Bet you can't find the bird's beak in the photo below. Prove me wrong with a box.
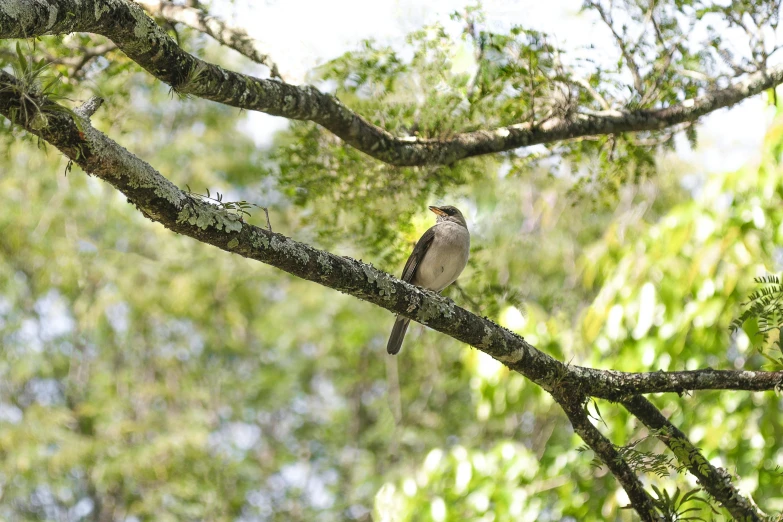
[429,206,447,216]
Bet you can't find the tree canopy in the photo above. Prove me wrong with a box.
[1,0,783,521]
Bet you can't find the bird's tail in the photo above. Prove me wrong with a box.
[387,316,410,355]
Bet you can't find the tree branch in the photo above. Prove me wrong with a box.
[555,393,663,521]
[73,95,104,119]
[0,68,561,387]
[567,367,783,400]
[132,0,283,80]
[622,395,763,521]
[2,69,783,409]
[1,0,782,166]
[1,65,781,522]
[43,41,118,79]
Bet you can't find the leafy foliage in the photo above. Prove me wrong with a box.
[0,42,80,139]
[646,485,717,522]
[731,276,783,352]
[1,2,783,521]
[615,434,687,479]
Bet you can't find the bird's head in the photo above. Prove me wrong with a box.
[429,205,467,227]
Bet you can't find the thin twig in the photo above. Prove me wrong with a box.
[262,207,272,232]
[575,77,611,111]
[588,0,645,94]
[134,0,284,80]
[44,42,118,79]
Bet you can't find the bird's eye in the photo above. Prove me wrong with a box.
[445,208,453,215]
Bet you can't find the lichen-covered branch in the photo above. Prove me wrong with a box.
[622,395,762,521]
[0,68,563,390]
[133,0,283,79]
[74,95,104,119]
[2,70,783,409]
[0,65,779,522]
[1,0,783,167]
[566,367,783,400]
[555,393,663,522]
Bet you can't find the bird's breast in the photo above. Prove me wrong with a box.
[413,222,470,292]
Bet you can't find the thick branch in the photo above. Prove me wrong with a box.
[0,68,563,389]
[133,0,282,79]
[555,393,662,521]
[567,367,783,400]
[0,68,779,521]
[623,395,762,521]
[1,0,783,166]
[2,69,782,406]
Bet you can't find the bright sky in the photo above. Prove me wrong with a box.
[217,0,777,174]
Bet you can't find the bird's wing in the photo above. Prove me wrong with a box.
[401,226,436,283]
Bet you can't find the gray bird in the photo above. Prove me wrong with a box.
[387,205,470,355]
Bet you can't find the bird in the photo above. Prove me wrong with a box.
[387,205,470,355]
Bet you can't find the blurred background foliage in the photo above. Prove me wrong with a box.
[1,1,783,521]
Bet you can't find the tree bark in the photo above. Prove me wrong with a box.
[1,0,782,166]
[2,2,783,517]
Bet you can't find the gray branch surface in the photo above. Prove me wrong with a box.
[74,95,104,119]
[2,0,783,166]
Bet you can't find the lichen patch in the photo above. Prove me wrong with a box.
[270,236,310,265]
[94,0,111,20]
[46,3,57,29]
[176,203,243,232]
[417,293,454,323]
[0,0,39,27]
[317,252,332,276]
[479,324,493,348]
[251,230,270,249]
[497,348,525,364]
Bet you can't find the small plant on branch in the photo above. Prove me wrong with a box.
[185,185,272,231]
[0,42,80,139]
